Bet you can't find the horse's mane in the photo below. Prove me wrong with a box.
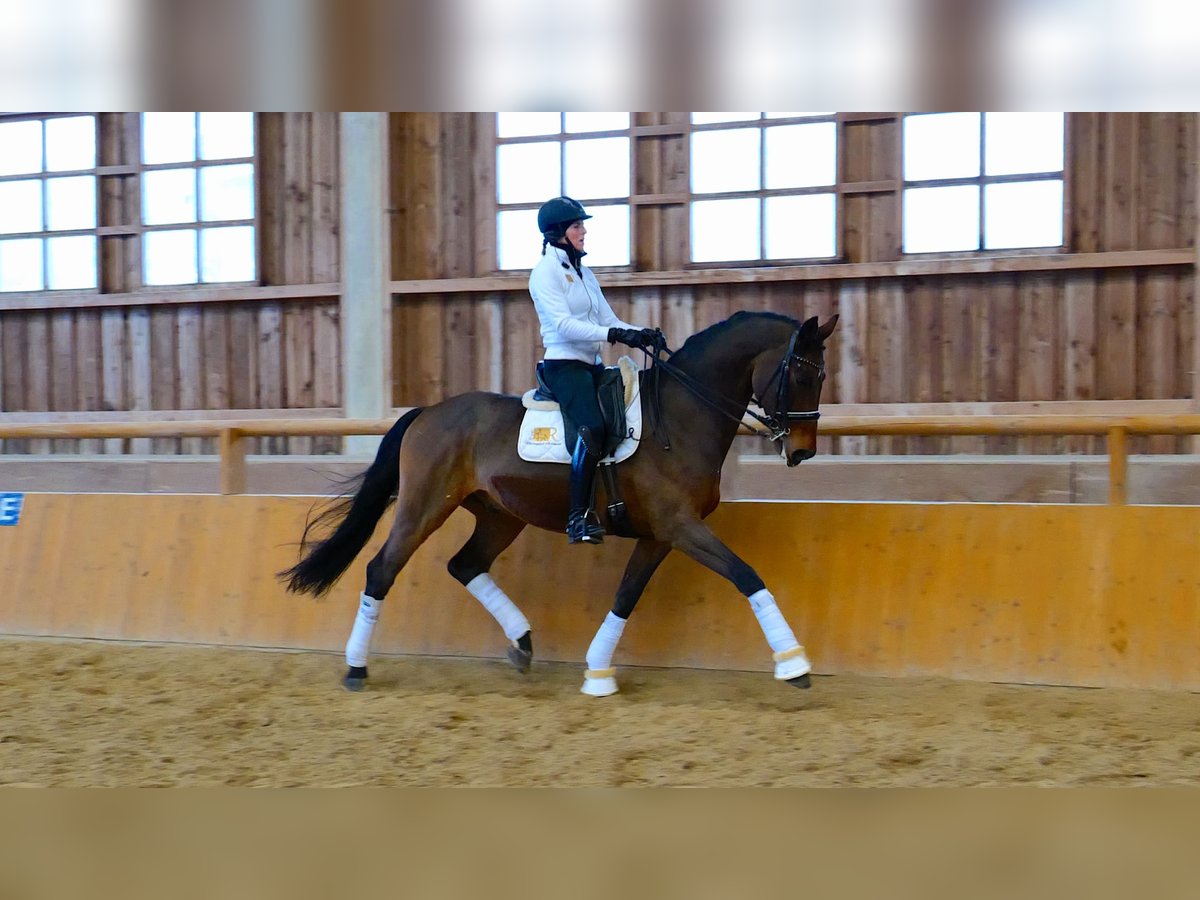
[673,310,802,361]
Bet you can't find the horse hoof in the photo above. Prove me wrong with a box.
[581,672,618,697]
[343,665,368,692]
[506,632,533,673]
[787,673,812,690]
[506,645,532,674]
[773,648,811,683]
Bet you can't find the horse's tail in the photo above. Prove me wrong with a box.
[278,407,424,597]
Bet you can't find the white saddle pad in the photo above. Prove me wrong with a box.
[518,357,642,464]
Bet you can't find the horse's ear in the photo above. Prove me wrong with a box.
[818,314,839,340]
[800,316,819,335]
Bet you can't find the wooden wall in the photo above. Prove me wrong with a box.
[391,112,1197,456]
[1,112,1197,459]
[0,112,342,455]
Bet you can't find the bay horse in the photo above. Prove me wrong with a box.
[280,310,838,696]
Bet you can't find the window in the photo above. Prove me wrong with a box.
[495,113,631,270]
[140,112,256,285]
[689,113,837,263]
[902,112,1064,254]
[0,115,98,292]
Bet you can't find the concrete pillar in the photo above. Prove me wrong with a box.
[339,112,391,456]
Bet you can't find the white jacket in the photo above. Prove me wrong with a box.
[529,245,639,363]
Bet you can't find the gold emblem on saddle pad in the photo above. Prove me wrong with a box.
[532,426,558,443]
[565,274,574,283]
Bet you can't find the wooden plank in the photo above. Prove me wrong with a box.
[1104,113,1138,251]
[25,314,51,453]
[474,292,505,394]
[941,278,983,453]
[257,112,283,285]
[1140,113,1179,251]
[49,310,76,452]
[310,111,340,284]
[383,249,1194,296]
[1070,112,1101,253]
[981,274,1018,454]
[0,407,341,425]
[311,301,342,454]
[471,113,497,276]
[126,307,153,454]
[661,285,695,356]
[283,304,315,453]
[73,309,103,453]
[867,119,900,261]
[441,114,474,279]
[0,314,9,453]
[287,112,313,284]
[174,305,204,453]
[200,305,231,455]
[225,305,258,452]
[841,121,869,263]
[0,283,340,313]
[256,304,285,454]
[442,294,476,397]
[634,112,663,271]
[1097,270,1138,402]
[1139,269,1179,454]
[502,290,540,397]
[150,307,180,453]
[835,280,868,454]
[1018,274,1059,453]
[869,281,905,453]
[660,112,690,270]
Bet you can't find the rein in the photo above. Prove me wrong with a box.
[640,330,822,451]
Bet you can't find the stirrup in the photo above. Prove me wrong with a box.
[567,511,605,545]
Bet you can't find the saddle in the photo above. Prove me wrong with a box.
[517,356,642,464]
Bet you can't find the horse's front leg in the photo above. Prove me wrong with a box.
[580,538,671,697]
[669,519,811,688]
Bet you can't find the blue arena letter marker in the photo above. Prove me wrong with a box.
[0,493,24,526]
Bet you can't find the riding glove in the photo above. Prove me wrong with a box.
[607,327,662,350]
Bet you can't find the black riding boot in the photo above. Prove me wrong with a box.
[566,430,605,545]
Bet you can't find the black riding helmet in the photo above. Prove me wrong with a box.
[538,196,592,241]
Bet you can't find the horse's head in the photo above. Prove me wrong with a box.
[752,314,838,467]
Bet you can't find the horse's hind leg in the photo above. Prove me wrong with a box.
[343,483,465,691]
[447,494,531,672]
[581,538,670,697]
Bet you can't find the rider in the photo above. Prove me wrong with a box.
[529,195,663,545]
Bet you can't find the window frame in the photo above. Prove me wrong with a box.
[686,113,842,268]
[0,112,101,293]
[494,113,636,272]
[899,112,1069,258]
[137,112,260,288]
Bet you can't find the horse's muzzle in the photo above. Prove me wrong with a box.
[787,448,816,467]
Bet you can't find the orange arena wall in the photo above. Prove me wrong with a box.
[2,492,1198,690]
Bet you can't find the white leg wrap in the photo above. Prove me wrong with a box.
[465,574,531,641]
[345,593,382,668]
[748,589,811,680]
[585,611,627,672]
[747,588,799,654]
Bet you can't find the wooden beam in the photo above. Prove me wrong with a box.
[0,283,340,313]
[388,249,1194,295]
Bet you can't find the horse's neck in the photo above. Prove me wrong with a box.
[660,322,786,461]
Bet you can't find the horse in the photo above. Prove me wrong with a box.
[280,310,838,697]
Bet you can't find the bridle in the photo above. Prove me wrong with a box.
[758,328,825,437]
[644,329,824,449]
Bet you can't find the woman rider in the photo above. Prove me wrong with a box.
[528,195,663,545]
